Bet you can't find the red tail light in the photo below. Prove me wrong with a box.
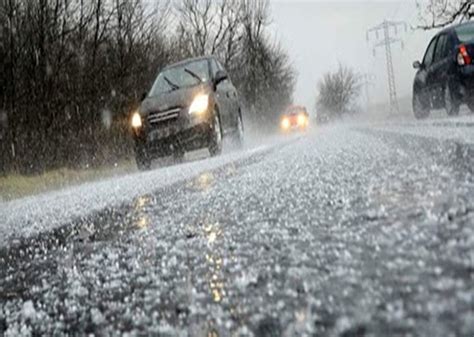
[458,44,471,66]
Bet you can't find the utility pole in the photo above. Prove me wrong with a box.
[367,20,407,114]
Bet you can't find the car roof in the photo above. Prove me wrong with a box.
[163,56,215,71]
[438,21,474,36]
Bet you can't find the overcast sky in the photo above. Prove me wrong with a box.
[269,0,435,110]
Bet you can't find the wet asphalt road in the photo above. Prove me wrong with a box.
[0,119,473,336]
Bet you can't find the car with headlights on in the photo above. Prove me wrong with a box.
[280,105,309,132]
[131,56,244,170]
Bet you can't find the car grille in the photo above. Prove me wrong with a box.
[148,107,181,125]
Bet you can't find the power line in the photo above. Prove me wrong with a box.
[367,20,407,114]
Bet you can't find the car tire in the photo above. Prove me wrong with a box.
[209,108,223,157]
[135,146,152,171]
[413,90,430,119]
[445,83,460,116]
[231,111,244,149]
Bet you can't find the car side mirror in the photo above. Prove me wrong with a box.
[413,61,422,69]
[214,70,228,86]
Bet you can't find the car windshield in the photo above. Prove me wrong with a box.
[455,24,474,43]
[148,60,210,97]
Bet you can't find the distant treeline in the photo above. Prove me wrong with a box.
[0,0,295,174]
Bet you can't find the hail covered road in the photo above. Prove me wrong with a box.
[0,116,473,336]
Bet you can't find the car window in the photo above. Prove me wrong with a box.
[445,34,455,56]
[455,24,474,43]
[434,34,448,62]
[148,60,210,97]
[423,36,438,67]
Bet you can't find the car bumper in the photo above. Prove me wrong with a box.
[134,114,213,157]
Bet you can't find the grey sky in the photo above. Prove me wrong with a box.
[269,0,435,110]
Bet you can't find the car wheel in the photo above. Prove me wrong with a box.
[445,83,460,116]
[136,148,151,171]
[413,90,430,119]
[209,109,223,157]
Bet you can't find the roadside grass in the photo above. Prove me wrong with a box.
[0,161,136,202]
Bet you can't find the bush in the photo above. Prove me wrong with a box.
[315,64,361,123]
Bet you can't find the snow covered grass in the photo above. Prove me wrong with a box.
[0,162,136,202]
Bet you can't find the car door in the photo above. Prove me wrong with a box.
[417,36,438,107]
[430,33,450,108]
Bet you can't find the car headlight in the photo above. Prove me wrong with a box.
[297,114,307,126]
[189,94,209,115]
[281,117,290,130]
[131,111,142,128]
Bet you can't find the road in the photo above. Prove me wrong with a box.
[0,117,473,336]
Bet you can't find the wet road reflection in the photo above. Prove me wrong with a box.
[187,171,215,192]
[132,194,153,230]
[203,221,226,304]
[207,254,225,303]
[197,172,215,191]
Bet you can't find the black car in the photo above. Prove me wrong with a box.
[131,56,244,170]
[413,21,474,119]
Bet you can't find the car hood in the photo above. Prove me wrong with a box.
[140,83,213,116]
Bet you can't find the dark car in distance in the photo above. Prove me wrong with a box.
[413,21,474,119]
[131,56,244,170]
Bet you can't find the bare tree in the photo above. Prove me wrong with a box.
[175,0,243,67]
[316,64,361,122]
[417,0,474,29]
[234,0,295,125]
[0,0,171,173]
